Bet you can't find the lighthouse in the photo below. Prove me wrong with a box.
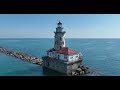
[42,21,83,75]
[54,21,66,50]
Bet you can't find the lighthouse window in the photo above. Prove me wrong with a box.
[76,56,78,58]
[60,46,62,49]
[60,37,62,41]
[64,55,67,59]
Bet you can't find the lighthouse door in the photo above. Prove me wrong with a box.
[58,55,60,60]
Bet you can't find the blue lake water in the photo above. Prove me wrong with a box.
[0,38,120,76]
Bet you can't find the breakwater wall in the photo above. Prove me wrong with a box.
[0,47,43,65]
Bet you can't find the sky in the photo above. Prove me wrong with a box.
[0,14,120,38]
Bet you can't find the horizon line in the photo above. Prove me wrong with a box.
[1,37,120,39]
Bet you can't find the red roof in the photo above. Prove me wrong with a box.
[57,47,78,55]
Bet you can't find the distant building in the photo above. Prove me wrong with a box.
[42,21,83,75]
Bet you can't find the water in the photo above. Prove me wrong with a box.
[0,38,120,76]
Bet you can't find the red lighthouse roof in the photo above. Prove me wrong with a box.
[57,47,78,55]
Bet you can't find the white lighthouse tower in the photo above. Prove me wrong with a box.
[54,21,66,50]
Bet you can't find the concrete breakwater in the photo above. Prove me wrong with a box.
[0,47,43,65]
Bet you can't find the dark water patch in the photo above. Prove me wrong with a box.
[43,67,66,76]
[4,66,43,76]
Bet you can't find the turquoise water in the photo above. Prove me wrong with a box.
[0,38,120,76]
[0,53,43,76]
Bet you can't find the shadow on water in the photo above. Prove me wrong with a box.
[43,67,66,76]
[3,66,66,76]
[3,66,43,76]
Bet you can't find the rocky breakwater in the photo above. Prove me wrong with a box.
[0,47,43,65]
[70,65,90,76]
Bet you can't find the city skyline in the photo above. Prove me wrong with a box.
[0,14,120,38]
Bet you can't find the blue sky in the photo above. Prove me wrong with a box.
[0,14,120,38]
